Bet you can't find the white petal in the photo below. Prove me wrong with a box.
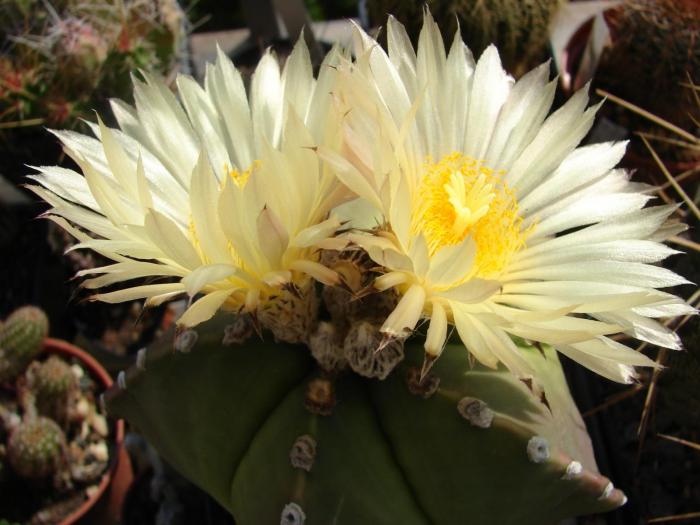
[463,45,512,160]
[178,289,233,327]
[93,283,185,303]
[450,302,500,368]
[437,278,501,303]
[181,264,238,296]
[425,301,448,358]
[381,284,426,338]
[144,209,201,270]
[555,344,638,384]
[289,260,339,285]
[427,236,476,288]
[504,261,691,289]
[251,51,283,148]
[256,206,289,266]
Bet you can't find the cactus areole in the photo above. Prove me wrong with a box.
[106,315,625,524]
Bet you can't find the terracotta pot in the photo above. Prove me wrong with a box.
[41,338,133,525]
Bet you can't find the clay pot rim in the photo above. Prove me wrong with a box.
[41,337,125,525]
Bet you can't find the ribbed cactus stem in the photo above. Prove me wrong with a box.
[7,416,66,480]
[0,306,49,383]
[27,356,78,424]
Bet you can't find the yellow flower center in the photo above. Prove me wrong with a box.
[224,160,261,188]
[413,152,529,278]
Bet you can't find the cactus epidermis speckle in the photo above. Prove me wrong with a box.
[222,316,254,346]
[527,436,550,464]
[457,397,494,428]
[289,434,317,472]
[562,461,583,480]
[0,306,49,383]
[174,328,199,353]
[280,502,306,525]
[304,377,336,416]
[8,416,65,479]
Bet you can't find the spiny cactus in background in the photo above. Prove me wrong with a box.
[0,306,49,384]
[596,0,700,159]
[26,356,78,425]
[7,417,66,480]
[0,0,186,132]
[366,0,564,76]
[106,315,626,525]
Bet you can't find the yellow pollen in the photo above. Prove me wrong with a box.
[413,152,530,278]
[224,160,261,188]
[188,216,207,263]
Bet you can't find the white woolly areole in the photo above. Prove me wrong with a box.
[526,436,550,463]
[561,460,583,480]
[281,502,306,525]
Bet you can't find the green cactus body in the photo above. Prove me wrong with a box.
[106,315,625,525]
[0,307,49,384]
[7,417,65,480]
[29,356,77,424]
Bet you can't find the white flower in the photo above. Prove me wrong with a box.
[29,38,349,328]
[321,13,695,383]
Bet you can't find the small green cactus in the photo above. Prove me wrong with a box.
[106,315,625,524]
[7,416,65,480]
[0,306,49,384]
[28,356,78,424]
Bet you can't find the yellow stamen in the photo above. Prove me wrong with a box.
[188,216,207,263]
[413,152,530,278]
[224,160,261,188]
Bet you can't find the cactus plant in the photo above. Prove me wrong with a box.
[0,306,49,383]
[0,339,116,522]
[106,315,625,524]
[6,416,65,480]
[30,11,693,524]
[27,355,78,425]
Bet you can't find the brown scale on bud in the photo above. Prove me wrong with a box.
[259,279,318,345]
[344,321,404,380]
[222,315,254,346]
[304,377,336,416]
[320,248,371,293]
[289,434,317,472]
[308,322,347,373]
[406,366,441,399]
[320,248,398,326]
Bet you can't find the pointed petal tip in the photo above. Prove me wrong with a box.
[419,353,438,383]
